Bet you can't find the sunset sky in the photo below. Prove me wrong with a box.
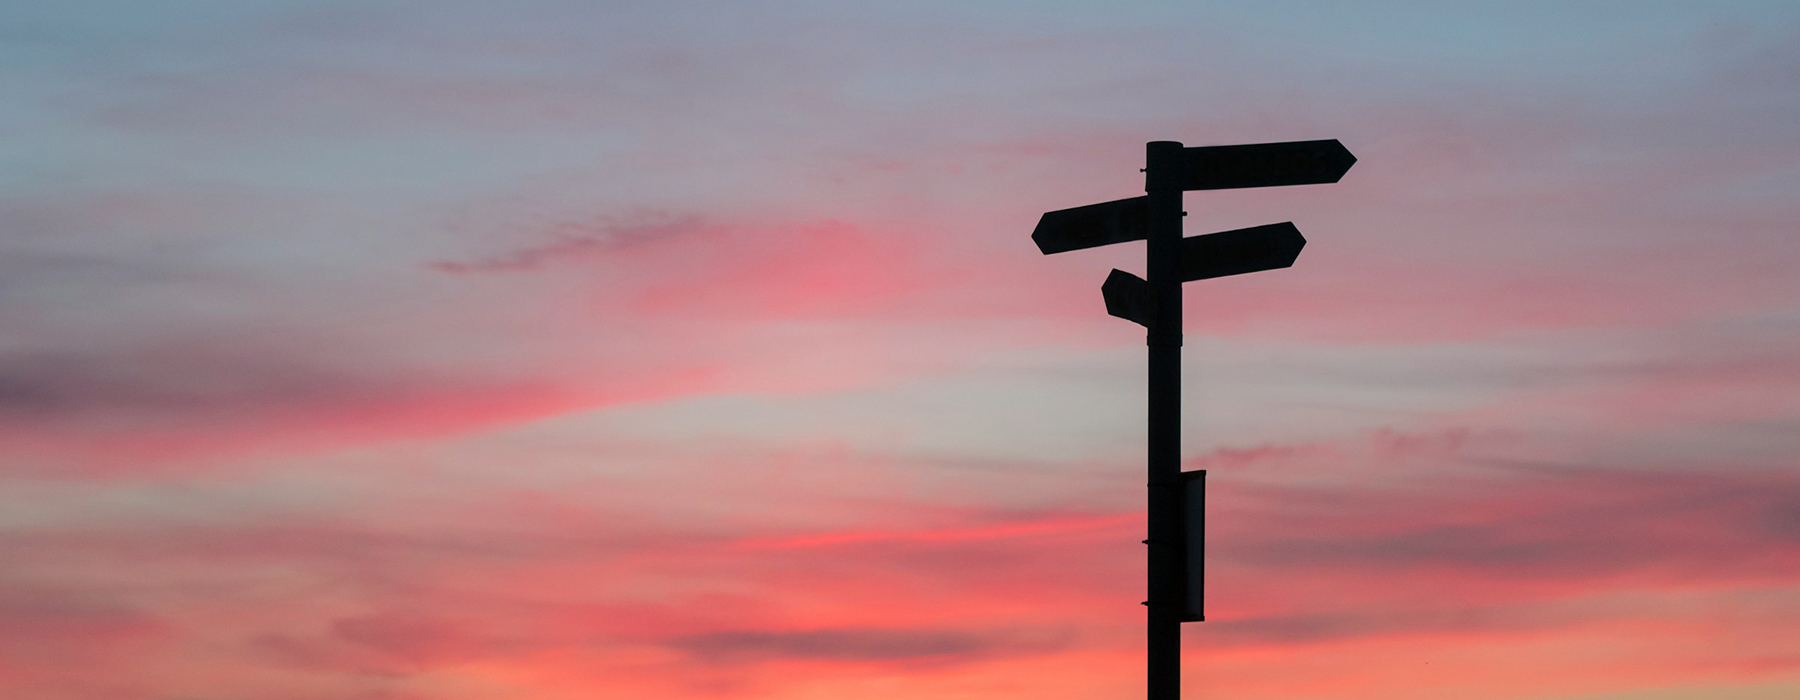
[4,2,1799,699]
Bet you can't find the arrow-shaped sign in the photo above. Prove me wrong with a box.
[1179,222,1306,281]
[1102,269,1152,326]
[1032,196,1148,255]
[1099,223,1304,325]
[1177,139,1355,191]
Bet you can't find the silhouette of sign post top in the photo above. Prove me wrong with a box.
[1030,138,1354,700]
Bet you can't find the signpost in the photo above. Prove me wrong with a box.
[1033,196,1149,254]
[1031,139,1354,700]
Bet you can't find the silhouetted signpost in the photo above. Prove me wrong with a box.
[1032,139,1355,700]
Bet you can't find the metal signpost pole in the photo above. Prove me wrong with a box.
[1144,140,1185,700]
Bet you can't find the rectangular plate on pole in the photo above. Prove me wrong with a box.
[1101,269,1152,327]
[1180,469,1205,623]
[1180,222,1306,282]
[1032,196,1149,254]
[1181,139,1356,191]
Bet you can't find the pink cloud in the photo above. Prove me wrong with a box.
[0,587,172,699]
[733,512,1138,551]
[4,431,1798,699]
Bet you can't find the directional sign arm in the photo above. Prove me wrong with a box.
[1180,139,1355,191]
[1032,196,1149,255]
[1101,269,1152,327]
[1179,222,1306,282]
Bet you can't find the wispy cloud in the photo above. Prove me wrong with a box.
[674,625,1075,665]
[428,210,707,274]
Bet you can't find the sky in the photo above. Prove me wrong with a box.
[3,1,1799,699]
